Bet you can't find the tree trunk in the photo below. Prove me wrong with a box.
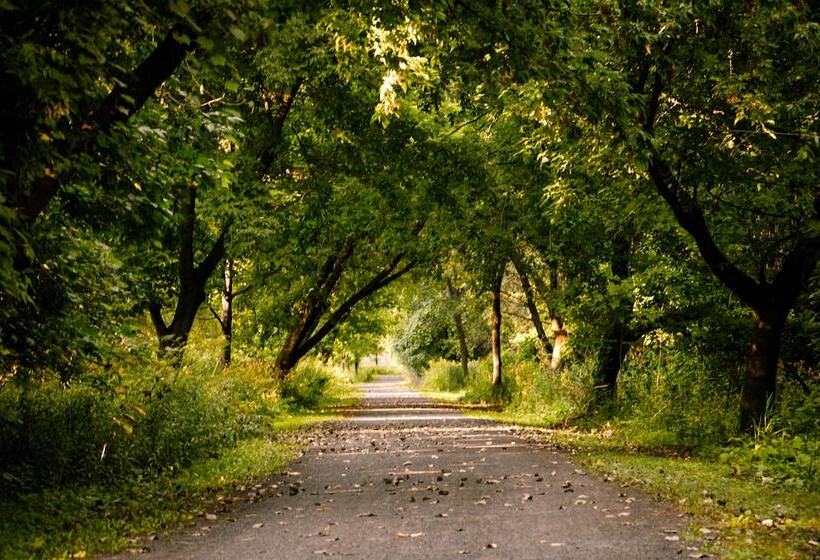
[596,232,633,398]
[273,239,415,379]
[220,258,234,367]
[511,254,553,357]
[149,186,226,361]
[596,321,629,398]
[550,316,567,370]
[490,271,503,390]
[446,278,470,381]
[739,308,786,433]
[454,313,470,381]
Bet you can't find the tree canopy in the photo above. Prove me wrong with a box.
[1,0,817,434]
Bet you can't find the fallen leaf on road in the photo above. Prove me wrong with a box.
[252,523,265,529]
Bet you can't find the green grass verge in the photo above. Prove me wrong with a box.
[459,407,820,560]
[0,411,339,560]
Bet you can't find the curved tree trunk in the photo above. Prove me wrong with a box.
[511,254,553,358]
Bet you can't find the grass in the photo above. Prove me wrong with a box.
[459,406,820,560]
[0,410,339,560]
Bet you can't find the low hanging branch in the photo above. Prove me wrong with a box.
[21,22,202,222]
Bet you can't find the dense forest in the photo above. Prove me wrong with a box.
[0,1,818,558]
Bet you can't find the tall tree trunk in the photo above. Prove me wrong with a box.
[739,307,787,433]
[596,232,634,398]
[511,253,553,358]
[220,258,234,367]
[490,271,503,390]
[149,186,226,361]
[446,278,470,380]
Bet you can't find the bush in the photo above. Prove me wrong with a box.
[421,360,467,392]
[614,333,736,447]
[0,354,300,494]
[0,382,117,488]
[281,361,333,409]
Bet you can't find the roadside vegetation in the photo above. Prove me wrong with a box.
[0,324,357,559]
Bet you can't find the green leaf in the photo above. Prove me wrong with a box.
[169,0,190,18]
[229,25,247,42]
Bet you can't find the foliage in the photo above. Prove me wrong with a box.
[280,360,333,410]
[420,359,467,393]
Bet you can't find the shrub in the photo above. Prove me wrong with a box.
[281,361,332,409]
[0,353,302,494]
[421,360,466,392]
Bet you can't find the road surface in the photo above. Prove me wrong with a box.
[112,375,699,559]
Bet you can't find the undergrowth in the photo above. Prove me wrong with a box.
[0,349,347,559]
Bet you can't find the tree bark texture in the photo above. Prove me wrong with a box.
[550,316,567,370]
[739,308,786,433]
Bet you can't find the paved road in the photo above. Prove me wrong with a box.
[114,375,698,559]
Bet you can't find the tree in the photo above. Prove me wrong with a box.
[619,3,820,431]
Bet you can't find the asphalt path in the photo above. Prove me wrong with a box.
[111,375,700,559]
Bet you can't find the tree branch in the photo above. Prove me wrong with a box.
[148,303,168,337]
[296,255,415,361]
[647,153,764,307]
[208,305,225,329]
[21,22,200,222]
[91,23,198,129]
[232,284,254,300]
[195,228,227,291]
